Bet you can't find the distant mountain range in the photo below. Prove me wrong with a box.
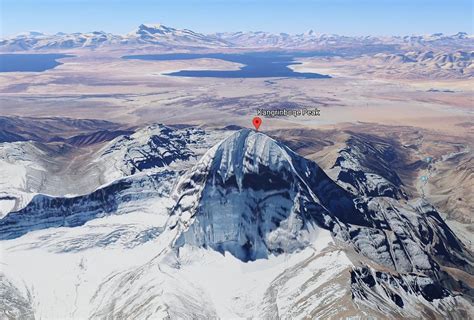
[1,23,472,51]
[374,50,474,77]
[0,24,230,51]
[214,30,473,50]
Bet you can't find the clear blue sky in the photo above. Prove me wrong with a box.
[1,0,472,36]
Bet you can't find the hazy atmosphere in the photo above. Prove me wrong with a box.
[2,0,473,35]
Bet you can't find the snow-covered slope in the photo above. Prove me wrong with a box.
[0,141,48,218]
[88,229,358,320]
[0,127,472,319]
[0,124,225,238]
[0,31,122,51]
[0,24,230,51]
[0,171,175,240]
[124,23,230,48]
[330,133,408,199]
[1,24,472,51]
[214,31,474,51]
[169,129,360,261]
[93,124,213,182]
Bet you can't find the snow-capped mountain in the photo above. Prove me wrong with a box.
[93,124,209,181]
[0,24,230,51]
[87,129,473,319]
[169,129,360,261]
[396,32,474,48]
[0,124,225,238]
[123,23,230,48]
[0,31,122,51]
[1,24,472,51]
[213,31,474,51]
[213,31,384,49]
[331,133,409,199]
[0,126,472,319]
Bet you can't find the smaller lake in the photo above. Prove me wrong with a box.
[122,52,332,79]
[0,54,73,72]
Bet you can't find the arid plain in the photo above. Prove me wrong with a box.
[1,52,472,133]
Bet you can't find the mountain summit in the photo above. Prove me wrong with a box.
[1,125,472,319]
[168,128,472,269]
[91,128,473,318]
[126,23,230,47]
[169,129,360,261]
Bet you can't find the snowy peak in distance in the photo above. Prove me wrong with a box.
[125,22,231,47]
[0,23,231,51]
[1,23,472,51]
[0,30,122,51]
[135,23,177,35]
[15,31,46,38]
[133,23,199,37]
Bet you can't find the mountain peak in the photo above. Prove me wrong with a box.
[176,129,300,192]
[208,129,289,178]
[123,23,229,47]
[138,23,174,32]
[169,129,359,261]
[133,23,177,37]
[15,31,46,38]
[453,31,468,38]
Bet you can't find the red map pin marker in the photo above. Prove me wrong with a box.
[252,116,262,131]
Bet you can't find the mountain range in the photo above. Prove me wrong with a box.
[0,121,472,319]
[1,23,472,51]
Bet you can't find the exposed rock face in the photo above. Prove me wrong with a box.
[0,171,174,240]
[96,124,207,176]
[0,124,216,239]
[167,129,473,317]
[0,126,472,319]
[0,275,35,320]
[170,129,360,261]
[332,133,408,199]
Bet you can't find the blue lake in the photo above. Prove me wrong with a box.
[0,54,73,72]
[122,52,332,79]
